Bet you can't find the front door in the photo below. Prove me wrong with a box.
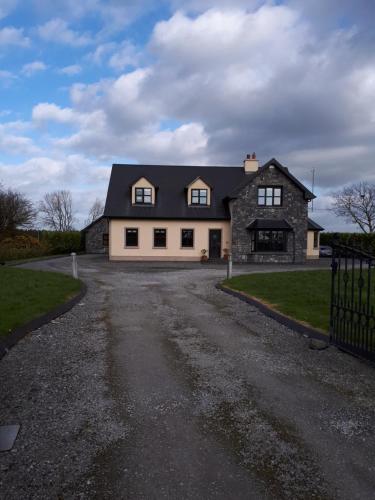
[209,229,222,259]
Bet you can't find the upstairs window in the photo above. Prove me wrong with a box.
[135,187,152,204]
[154,228,167,248]
[258,187,282,206]
[191,189,208,205]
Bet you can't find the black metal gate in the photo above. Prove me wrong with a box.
[330,244,375,361]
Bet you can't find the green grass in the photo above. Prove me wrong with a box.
[224,270,332,333]
[0,267,82,337]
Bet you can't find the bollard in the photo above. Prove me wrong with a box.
[71,252,78,279]
[226,254,232,280]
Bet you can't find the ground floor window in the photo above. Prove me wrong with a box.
[251,230,287,252]
[181,229,194,248]
[313,231,319,249]
[154,228,167,248]
[103,233,109,247]
[125,228,138,247]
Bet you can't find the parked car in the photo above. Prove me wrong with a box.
[319,245,333,257]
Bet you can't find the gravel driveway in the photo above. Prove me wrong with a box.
[1,255,374,499]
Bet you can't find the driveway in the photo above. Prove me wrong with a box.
[1,255,374,499]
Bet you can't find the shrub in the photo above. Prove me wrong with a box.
[40,231,83,254]
[0,235,48,261]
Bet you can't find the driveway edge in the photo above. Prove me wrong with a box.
[0,282,87,360]
[217,283,329,342]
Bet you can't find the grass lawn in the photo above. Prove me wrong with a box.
[0,267,82,337]
[223,270,332,333]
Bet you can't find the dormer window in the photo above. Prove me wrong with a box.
[191,188,208,205]
[135,187,152,204]
[131,177,155,205]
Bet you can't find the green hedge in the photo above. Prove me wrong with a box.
[0,230,83,261]
[320,232,375,253]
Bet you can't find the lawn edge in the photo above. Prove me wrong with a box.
[0,282,87,360]
[217,283,329,342]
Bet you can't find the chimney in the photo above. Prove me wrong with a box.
[243,152,259,173]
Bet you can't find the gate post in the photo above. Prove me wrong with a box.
[227,254,232,280]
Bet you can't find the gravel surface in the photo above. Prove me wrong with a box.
[1,255,374,499]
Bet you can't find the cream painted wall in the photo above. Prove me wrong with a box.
[131,177,155,204]
[307,230,320,259]
[187,178,211,206]
[110,219,231,260]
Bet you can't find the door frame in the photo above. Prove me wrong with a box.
[208,228,222,259]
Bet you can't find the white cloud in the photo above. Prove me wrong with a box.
[22,60,47,76]
[59,64,82,75]
[0,122,40,155]
[108,41,140,71]
[0,26,29,47]
[0,69,16,85]
[37,18,92,46]
[0,0,18,19]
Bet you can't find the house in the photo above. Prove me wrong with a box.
[82,216,109,254]
[96,154,323,263]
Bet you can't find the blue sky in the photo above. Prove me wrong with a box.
[0,0,374,229]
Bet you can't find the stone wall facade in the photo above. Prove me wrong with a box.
[84,217,109,254]
[230,166,308,263]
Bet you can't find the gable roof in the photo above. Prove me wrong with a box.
[81,215,105,232]
[308,218,324,231]
[104,164,245,220]
[228,158,315,200]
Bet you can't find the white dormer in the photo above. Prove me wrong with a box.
[131,177,155,205]
[186,177,211,206]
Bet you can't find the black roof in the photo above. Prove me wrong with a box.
[104,164,245,220]
[81,215,105,232]
[104,159,315,220]
[308,218,324,231]
[247,219,293,231]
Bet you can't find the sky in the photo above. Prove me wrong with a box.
[0,0,374,230]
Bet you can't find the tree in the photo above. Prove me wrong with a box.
[331,182,375,233]
[0,184,36,234]
[39,190,75,231]
[85,198,104,226]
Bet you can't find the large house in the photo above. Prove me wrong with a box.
[84,155,323,263]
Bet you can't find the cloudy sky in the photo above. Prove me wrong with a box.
[0,0,374,229]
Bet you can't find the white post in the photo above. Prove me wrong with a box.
[227,254,232,280]
[71,252,78,278]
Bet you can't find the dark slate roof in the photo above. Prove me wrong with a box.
[308,218,324,231]
[228,158,315,200]
[103,159,315,220]
[81,215,105,232]
[247,219,293,231]
[104,164,245,220]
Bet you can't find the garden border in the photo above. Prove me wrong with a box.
[217,283,328,342]
[0,282,87,359]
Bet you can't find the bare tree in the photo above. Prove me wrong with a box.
[0,184,36,234]
[39,190,75,231]
[85,198,104,226]
[331,182,375,233]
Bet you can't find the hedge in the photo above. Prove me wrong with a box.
[320,232,375,254]
[0,230,84,261]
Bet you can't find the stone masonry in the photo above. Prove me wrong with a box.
[84,217,109,254]
[230,165,308,263]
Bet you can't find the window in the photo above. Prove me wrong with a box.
[252,230,287,252]
[154,228,167,248]
[135,187,152,204]
[191,188,208,205]
[258,186,282,206]
[102,233,109,247]
[313,231,319,249]
[125,228,138,247]
[181,229,194,248]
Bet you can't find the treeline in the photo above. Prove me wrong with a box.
[320,232,375,253]
[0,183,103,261]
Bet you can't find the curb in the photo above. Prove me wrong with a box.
[216,283,329,343]
[0,282,87,360]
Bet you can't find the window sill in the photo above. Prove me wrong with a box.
[132,203,154,207]
[124,246,139,249]
[180,247,195,250]
[153,246,167,249]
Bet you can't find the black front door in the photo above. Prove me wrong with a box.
[209,229,222,259]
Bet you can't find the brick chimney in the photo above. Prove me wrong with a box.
[243,152,259,173]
